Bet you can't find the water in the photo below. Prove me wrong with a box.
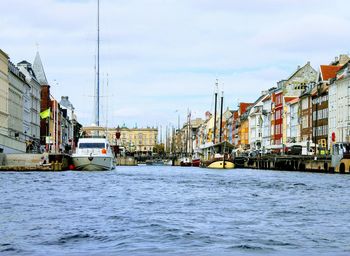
[1,167,350,255]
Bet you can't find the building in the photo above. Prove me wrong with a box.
[261,92,272,151]
[312,64,342,152]
[283,61,318,97]
[271,86,283,146]
[328,62,350,145]
[82,126,157,155]
[234,102,253,149]
[284,97,300,144]
[0,50,28,153]
[239,112,250,149]
[299,84,313,143]
[8,61,26,151]
[60,96,79,152]
[17,60,41,152]
[248,92,269,151]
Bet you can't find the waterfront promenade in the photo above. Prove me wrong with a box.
[1,166,350,255]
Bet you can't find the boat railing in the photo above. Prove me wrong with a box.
[80,135,106,139]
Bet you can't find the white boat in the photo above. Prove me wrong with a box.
[72,137,115,171]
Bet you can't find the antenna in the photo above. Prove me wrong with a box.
[95,0,100,126]
[213,79,218,144]
[106,73,109,130]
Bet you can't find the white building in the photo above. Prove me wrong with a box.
[7,61,26,153]
[284,97,300,144]
[261,93,272,151]
[60,96,77,152]
[328,64,350,144]
[248,93,268,151]
[0,50,32,153]
[17,60,41,151]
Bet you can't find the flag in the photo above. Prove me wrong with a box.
[40,108,50,119]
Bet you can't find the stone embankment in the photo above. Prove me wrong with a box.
[0,153,69,171]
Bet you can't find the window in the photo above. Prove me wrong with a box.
[302,98,309,110]
[302,116,308,128]
[275,109,280,119]
[79,143,105,149]
[276,124,280,135]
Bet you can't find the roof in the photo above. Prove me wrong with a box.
[33,51,48,85]
[286,61,315,81]
[320,65,342,81]
[287,97,299,105]
[284,96,298,103]
[262,95,271,102]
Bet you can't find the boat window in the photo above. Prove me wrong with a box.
[345,144,350,153]
[79,143,105,149]
[333,144,339,155]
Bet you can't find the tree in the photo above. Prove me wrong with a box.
[153,143,165,155]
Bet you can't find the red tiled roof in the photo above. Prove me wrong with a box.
[320,65,342,81]
[286,97,299,105]
[284,96,297,103]
[239,102,253,114]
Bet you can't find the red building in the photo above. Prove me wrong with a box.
[271,89,283,145]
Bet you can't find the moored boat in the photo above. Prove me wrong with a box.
[202,153,235,169]
[191,158,201,167]
[72,137,115,171]
[180,156,192,166]
[200,141,235,169]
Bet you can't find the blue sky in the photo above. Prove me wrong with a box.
[1,0,350,129]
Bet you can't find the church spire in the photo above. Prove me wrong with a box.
[33,51,48,85]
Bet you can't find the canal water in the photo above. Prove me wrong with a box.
[1,167,350,255]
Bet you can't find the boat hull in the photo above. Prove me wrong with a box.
[72,156,115,171]
[192,158,200,167]
[206,160,235,169]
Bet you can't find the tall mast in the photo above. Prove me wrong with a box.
[95,0,100,126]
[213,79,218,144]
[219,90,224,143]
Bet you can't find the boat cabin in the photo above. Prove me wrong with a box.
[331,142,350,173]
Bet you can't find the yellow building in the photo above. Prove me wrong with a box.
[0,49,9,133]
[239,118,250,149]
[81,126,158,154]
[0,49,26,153]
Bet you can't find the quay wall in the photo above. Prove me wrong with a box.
[0,153,70,171]
[239,155,339,173]
[5,153,44,167]
[117,157,137,166]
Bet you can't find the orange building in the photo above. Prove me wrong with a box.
[236,103,253,149]
[239,117,249,147]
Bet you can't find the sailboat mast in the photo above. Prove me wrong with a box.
[95,0,100,126]
[219,90,224,143]
[213,79,218,144]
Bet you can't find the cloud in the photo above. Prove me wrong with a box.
[1,0,350,129]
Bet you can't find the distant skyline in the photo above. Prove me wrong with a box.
[1,0,350,128]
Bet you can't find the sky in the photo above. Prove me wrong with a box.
[1,0,350,130]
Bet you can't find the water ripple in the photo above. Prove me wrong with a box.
[0,167,349,255]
